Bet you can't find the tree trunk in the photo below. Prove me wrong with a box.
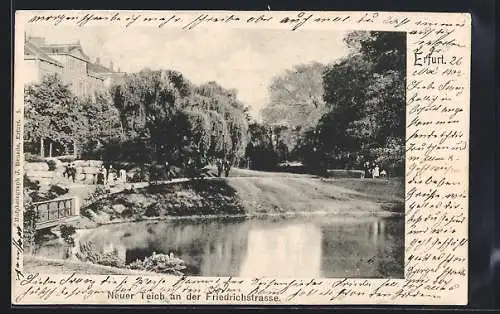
[40,138,44,157]
[73,141,77,158]
[49,142,53,158]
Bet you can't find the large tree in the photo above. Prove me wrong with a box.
[260,62,327,151]
[245,122,278,170]
[78,92,123,159]
[24,74,84,156]
[295,31,406,174]
[110,70,249,166]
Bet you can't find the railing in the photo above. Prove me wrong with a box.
[33,197,80,230]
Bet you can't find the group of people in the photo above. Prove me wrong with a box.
[62,157,233,185]
[62,163,77,183]
[363,162,387,179]
[97,165,127,185]
[215,158,232,177]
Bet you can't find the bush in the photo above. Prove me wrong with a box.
[78,241,125,267]
[23,202,41,254]
[24,153,45,162]
[60,224,76,246]
[144,203,160,217]
[46,159,58,171]
[48,184,69,197]
[128,252,187,275]
[24,174,40,191]
[83,186,108,205]
[57,155,76,163]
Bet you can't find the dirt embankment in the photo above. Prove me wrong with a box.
[81,175,404,225]
[82,179,245,224]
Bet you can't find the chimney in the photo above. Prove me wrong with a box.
[96,57,100,65]
[109,61,114,71]
[117,67,121,72]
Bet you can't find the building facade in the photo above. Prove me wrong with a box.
[23,36,122,100]
[23,36,125,158]
[23,40,64,85]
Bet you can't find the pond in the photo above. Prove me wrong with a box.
[76,214,404,278]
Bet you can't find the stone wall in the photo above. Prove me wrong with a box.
[25,160,105,185]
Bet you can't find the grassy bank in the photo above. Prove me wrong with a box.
[320,177,404,203]
[80,174,404,225]
[82,179,245,224]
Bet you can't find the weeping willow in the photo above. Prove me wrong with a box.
[111,70,250,165]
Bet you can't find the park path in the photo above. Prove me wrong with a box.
[61,167,315,204]
[226,175,389,216]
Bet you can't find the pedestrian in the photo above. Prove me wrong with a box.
[164,161,171,181]
[187,158,194,178]
[223,159,231,177]
[97,166,106,185]
[67,163,76,183]
[63,163,70,178]
[363,161,370,179]
[107,164,116,183]
[216,158,223,177]
[372,164,380,179]
[380,169,387,178]
[119,168,127,183]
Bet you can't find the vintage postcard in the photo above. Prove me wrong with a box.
[12,10,470,305]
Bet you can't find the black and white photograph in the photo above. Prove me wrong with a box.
[20,22,406,279]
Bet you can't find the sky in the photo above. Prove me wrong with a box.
[25,24,350,120]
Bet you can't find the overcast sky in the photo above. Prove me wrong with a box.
[25,24,350,120]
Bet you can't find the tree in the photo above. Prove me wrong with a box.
[186,81,249,164]
[245,122,278,170]
[298,31,406,174]
[110,70,249,168]
[79,92,123,159]
[24,74,83,156]
[260,62,327,151]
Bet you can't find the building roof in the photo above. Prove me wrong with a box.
[87,62,114,74]
[24,41,63,67]
[24,36,124,80]
[39,42,91,62]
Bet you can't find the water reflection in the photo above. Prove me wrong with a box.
[80,215,404,278]
[239,222,322,278]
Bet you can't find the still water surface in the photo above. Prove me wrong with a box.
[78,215,404,278]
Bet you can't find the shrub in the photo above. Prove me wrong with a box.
[24,174,40,191]
[23,202,40,254]
[48,184,69,197]
[83,186,108,206]
[78,241,125,267]
[57,155,76,163]
[60,224,76,246]
[46,159,58,171]
[128,252,187,275]
[24,153,45,162]
[144,204,160,217]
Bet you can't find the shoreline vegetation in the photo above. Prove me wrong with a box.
[24,175,404,275]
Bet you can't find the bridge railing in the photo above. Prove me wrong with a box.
[33,197,80,229]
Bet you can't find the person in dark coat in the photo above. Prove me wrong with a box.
[68,163,76,183]
[63,163,71,178]
[216,159,223,177]
[164,161,172,181]
[97,166,106,185]
[223,159,231,177]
